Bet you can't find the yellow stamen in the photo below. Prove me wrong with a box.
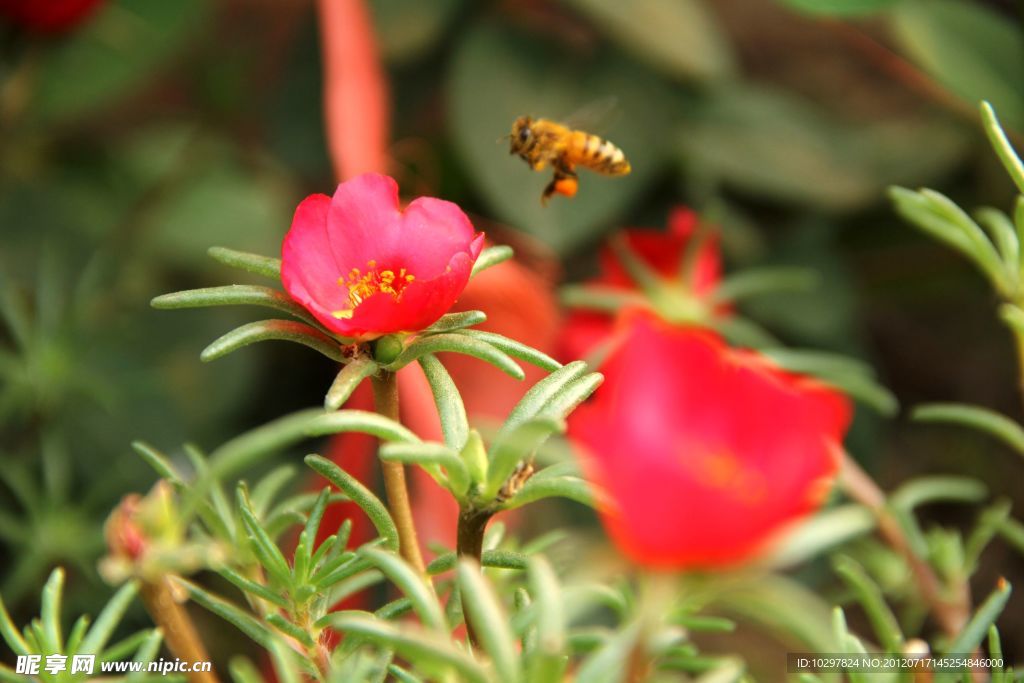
[332,260,416,319]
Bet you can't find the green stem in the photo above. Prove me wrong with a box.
[371,372,427,576]
[456,505,494,648]
[456,507,493,564]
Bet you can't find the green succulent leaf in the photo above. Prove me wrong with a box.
[202,319,347,363]
[359,548,446,633]
[218,568,288,608]
[526,556,567,683]
[912,403,1024,458]
[209,408,326,479]
[266,614,315,648]
[248,465,296,518]
[66,615,90,657]
[832,555,904,653]
[505,476,599,510]
[39,568,64,655]
[151,285,318,326]
[208,246,283,280]
[306,409,420,444]
[944,578,1012,656]
[130,441,185,484]
[472,245,515,277]
[379,442,468,496]
[535,373,604,421]
[772,0,897,17]
[458,560,521,683]
[574,621,642,683]
[891,476,988,511]
[980,101,1024,194]
[326,615,490,683]
[171,577,281,652]
[305,455,400,552]
[390,332,525,380]
[456,330,562,372]
[78,581,140,656]
[1,589,32,656]
[418,354,470,451]
[426,310,488,333]
[236,484,292,584]
[764,505,876,569]
[890,186,1011,296]
[503,361,589,432]
[325,356,379,411]
[426,549,530,574]
[128,628,165,677]
[975,207,1020,275]
[293,487,331,581]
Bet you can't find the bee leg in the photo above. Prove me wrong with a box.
[542,177,558,205]
[542,165,578,205]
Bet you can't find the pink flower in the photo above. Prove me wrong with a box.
[568,313,851,568]
[282,173,484,340]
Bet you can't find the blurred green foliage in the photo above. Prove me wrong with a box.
[2,0,1024,676]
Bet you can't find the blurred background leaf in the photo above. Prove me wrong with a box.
[772,0,899,17]
[370,0,465,65]
[677,84,969,210]
[29,0,210,124]
[561,0,735,82]
[889,0,1024,132]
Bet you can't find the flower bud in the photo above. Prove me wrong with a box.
[100,480,216,584]
[460,429,489,489]
[373,334,404,364]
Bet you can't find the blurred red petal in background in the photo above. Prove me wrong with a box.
[568,313,851,568]
[316,0,389,180]
[0,0,103,33]
[560,207,721,363]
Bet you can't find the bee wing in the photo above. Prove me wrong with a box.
[562,96,621,134]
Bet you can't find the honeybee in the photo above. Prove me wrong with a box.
[509,115,632,205]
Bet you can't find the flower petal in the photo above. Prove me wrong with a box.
[396,197,480,278]
[282,193,353,330]
[327,173,404,272]
[569,314,850,568]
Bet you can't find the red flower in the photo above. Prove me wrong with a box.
[560,207,720,362]
[282,173,484,340]
[568,314,850,568]
[0,0,103,33]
